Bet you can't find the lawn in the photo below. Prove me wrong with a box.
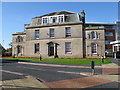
[3,57,112,65]
[39,58,111,65]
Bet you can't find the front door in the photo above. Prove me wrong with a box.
[50,46,54,56]
[49,43,54,56]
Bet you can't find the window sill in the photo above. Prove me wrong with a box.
[35,38,40,40]
[50,37,55,38]
[92,53,97,54]
[34,52,40,54]
[65,37,71,38]
[65,52,72,54]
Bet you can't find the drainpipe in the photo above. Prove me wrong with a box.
[81,10,86,58]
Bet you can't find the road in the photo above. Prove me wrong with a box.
[1,59,119,89]
[1,59,102,82]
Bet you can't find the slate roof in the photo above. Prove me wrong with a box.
[33,11,75,18]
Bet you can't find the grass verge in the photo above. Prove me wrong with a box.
[3,58,112,65]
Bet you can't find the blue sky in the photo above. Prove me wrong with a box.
[2,2,118,49]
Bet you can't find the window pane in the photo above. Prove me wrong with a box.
[35,43,39,53]
[114,46,117,52]
[59,16,63,23]
[91,43,97,54]
[43,18,48,24]
[105,40,112,44]
[91,32,96,39]
[105,32,113,36]
[50,28,54,38]
[65,42,71,53]
[16,36,23,42]
[35,30,39,39]
[52,17,57,23]
[65,27,71,37]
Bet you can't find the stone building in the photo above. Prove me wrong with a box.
[12,11,116,58]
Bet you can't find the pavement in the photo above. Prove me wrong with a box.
[45,62,119,88]
[1,58,120,89]
[1,76,49,89]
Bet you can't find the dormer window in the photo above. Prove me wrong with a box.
[52,17,57,23]
[58,16,64,23]
[42,15,64,24]
[42,17,48,24]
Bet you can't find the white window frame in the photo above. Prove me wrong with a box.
[65,27,71,37]
[48,15,65,24]
[35,30,39,39]
[58,15,64,23]
[91,32,97,39]
[34,43,40,53]
[65,42,71,53]
[49,28,54,38]
[42,17,48,24]
[91,31,99,40]
[91,43,97,54]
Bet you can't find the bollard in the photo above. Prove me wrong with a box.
[91,61,95,75]
[13,54,15,58]
[101,56,104,63]
[40,56,42,60]
[40,54,42,61]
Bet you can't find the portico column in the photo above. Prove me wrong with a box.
[117,45,119,52]
[117,44,120,51]
[21,47,24,56]
[14,47,16,56]
[113,45,115,52]
[54,43,56,58]
[23,47,24,56]
[15,46,17,56]
[54,43,59,58]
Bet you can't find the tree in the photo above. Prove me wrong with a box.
[9,42,12,48]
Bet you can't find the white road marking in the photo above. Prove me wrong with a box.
[20,66,88,76]
[57,71,80,75]
[79,73,89,76]
[17,66,90,76]
[21,66,44,71]
[0,70,25,76]
[57,71,90,76]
